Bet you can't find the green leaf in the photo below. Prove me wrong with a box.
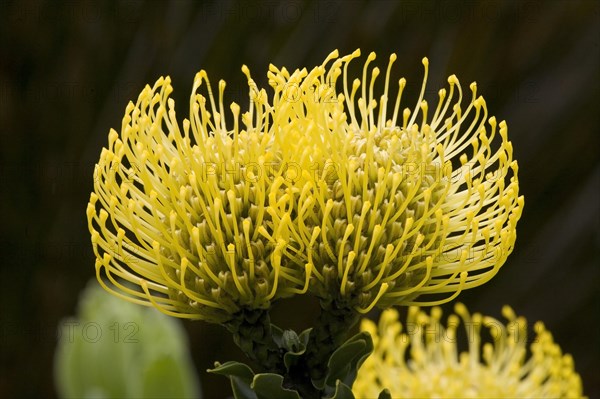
[325,380,355,399]
[377,388,392,399]
[230,377,258,399]
[282,328,311,371]
[251,373,301,399]
[282,330,301,352]
[283,349,307,372]
[298,328,312,345]
[323,331,374,389]
[208,361,259,399]
[271,324,285,348]
[207,361,255,383]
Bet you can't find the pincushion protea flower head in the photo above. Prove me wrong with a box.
[87,70,314,323]
[87,49,522,322]
[353,305,584,398]
[266,50,523,311]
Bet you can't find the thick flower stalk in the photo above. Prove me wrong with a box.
[353,305,584,398]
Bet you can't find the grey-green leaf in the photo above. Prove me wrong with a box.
[231,376,258,399]
[207,361,255,383]
[324,331,374,389]
[282,328,311,371]
[251,373,301,399]
[325,380,355,399]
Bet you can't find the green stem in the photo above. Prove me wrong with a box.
[222,303,359,397]
[285,363,321,399]
[223,308,284,374]
[304,298,360,385]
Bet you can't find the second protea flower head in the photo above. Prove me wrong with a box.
[353,305,584,398]
[87,49,523,322]
[268,50,523,311]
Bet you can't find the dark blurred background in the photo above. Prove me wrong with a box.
[1,0,598,398]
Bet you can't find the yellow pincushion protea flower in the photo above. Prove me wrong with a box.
[87,70,314,323]
[353,305,584,398]
[87,49,523,323]
[266,50,523,311]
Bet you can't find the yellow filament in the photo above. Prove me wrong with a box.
[356,283,389,314]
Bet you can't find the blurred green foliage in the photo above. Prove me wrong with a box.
[54,282,201,399]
